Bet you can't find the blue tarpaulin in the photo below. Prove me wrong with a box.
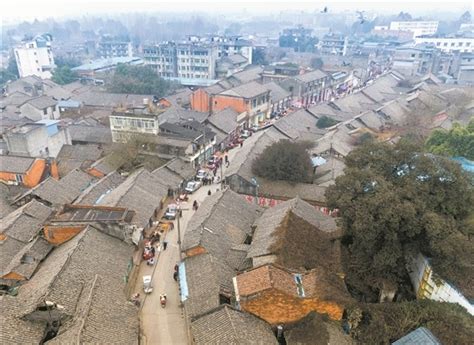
[179,262,188,302]
[452,157,474,173]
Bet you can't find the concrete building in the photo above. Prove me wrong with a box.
[389,21,439,37]
[187,35,254,64]
[319,33,348,56]
[97,38,133,58]
[5,120,71,158]
[280,69,331,107]
[14,34,55,79]
[414,36,474,53]
[451,52,474,85]
[212,81,271,126]
[109,107,161,143]
[392,45,441,77]
[143,42,219,80]
[18,96,60,121]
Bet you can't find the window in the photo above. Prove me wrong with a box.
[15,174,24,183]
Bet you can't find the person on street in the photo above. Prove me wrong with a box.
[163,241,168,250]
[193,200,199,211]
[173,271,178,281]
[208,190,212,196]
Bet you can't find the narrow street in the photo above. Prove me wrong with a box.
[136,144,242,345]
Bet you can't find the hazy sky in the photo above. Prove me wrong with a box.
[2,0,472,23]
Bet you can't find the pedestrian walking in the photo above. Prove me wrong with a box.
[225,154,228,164]
[208,190,212,196]
[163,241,168,250]
[173,271,178,281]
[240,141,243,148]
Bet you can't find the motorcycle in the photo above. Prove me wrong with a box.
[160,294,167,308]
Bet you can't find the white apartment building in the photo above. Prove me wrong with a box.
[176,44,218,80]
[14,34,55,79]
[414,36,474,53]
[109,110,160,143]
[389,21,439,37]
[144,42,218,80]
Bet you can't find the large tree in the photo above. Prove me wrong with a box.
[425,120,474,160]
[107,64,177,96]
[326,140,473,300]
[51,66,78,85]
[252,140,313,183]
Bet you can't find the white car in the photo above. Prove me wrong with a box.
[185,181,202,194]
[195,169,207,180]
[164,204,178,220]
[240,130,250,139]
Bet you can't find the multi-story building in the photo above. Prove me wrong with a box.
[188,35,253,64]
[280,69,331,107]
[109,107,161,143]
[14,34,55,79]
[97,38,133,58]
[279,27,318,53]
[5,120,71,158]
[176,43,218,80]
[414,36,474,53]
[319,33,349,56]
[389,21,439,38]
[450,52,474,85]
[143,42,218,80]
[212,81,271,126]
[392,44,441,77]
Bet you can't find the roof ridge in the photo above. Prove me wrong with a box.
[225,305,239,341]
[76,273,100,343]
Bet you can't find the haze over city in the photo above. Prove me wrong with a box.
[1,0,473,344]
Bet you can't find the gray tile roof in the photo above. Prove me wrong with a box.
[99,169,168,228]
[20,169,97,205]
[265,81,291,103]
[165,157,196,180]
[183,190,262,269]
[273,109,324,141]
[207,107,239,134]
[295,69,327,83]
[22,95,57,109]
[74,171,126,205]
[0,200,53,243]
[184,253,236,318]
[220,81,269,99]
[57,144,103,176]
[68,124,113,144]
[228,66,264,84]
[152,166,184,189]
[248,198,338,260]
[159,106,209,124]
[2,225,139,344]
[1,237,53,282]
[392,327,441,345]
[191,305,278,345]
[0,155,35,174]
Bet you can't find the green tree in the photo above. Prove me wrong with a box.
[316,116,339,129]
[51,66,78,85]
[107,64,177,96]
[425,120,474,160]
[326,141,474,300]
[1,58,19,86]
[252,140,313,183]
[310,57,323,70]
[252,47,267,65]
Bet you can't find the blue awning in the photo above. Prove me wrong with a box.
[179,261,188,302]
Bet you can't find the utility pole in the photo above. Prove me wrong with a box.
[177,205,182,261]
[251,177,259,205]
